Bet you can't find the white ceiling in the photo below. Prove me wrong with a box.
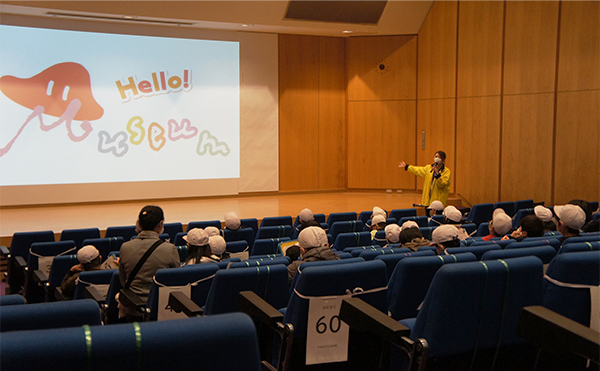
[0,1,433,37]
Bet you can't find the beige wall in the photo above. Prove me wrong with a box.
[279,0,600,206]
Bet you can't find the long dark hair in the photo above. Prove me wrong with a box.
[185,244,212,264]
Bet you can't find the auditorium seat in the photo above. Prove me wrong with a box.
[255,225,293,240]
[445,243,501,260]
[328,220,365,240]
[250,237,291,256]
[332,231,371,251]
[162,222,183,241]
[59,227,101,248]
[25,240,77,302]
[0,313,262,371]
[374,249,439,282]
[38,254,79,302]
[228,256,291,268]
[389,208,417,221]
[186,219,221,231]
[558,241,600,254]
[464,203,494,226]
[398,215,428,227]
[260,215,293,228]
[104,225,138,241]
[0,294,26,306]
[399,256,543,368]
[81,237,124,260]
[325,211,357,229]
[222,227,255,249]
[494,201,516,217]
[482,245,557,265]
[72,269,118,301]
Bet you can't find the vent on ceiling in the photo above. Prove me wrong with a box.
[284,0,388,25]
[46,11,195,26]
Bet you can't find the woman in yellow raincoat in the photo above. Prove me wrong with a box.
[398,151,451,207]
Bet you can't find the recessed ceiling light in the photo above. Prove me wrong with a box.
[241,24,253,27]
[123,15,134,19]
[342,30,354,34]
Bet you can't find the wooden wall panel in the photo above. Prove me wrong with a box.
[457,1,504,98]
[279,35,320,191]
[418,1,457,100]
[456,96,501,205]
[416,99,456,193]
[347,100,416,189]
[318,37,346,190]
[347,36,417,101]
[558,1,600,92]
[503,1,559,95]
[554,90,600,204]
[501,94,555,203]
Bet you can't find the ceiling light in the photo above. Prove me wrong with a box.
[342,30,354,34]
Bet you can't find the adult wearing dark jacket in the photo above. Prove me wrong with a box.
[118,205,180,321]
[287,226,339,283]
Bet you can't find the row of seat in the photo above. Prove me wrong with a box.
[2,241,598,370]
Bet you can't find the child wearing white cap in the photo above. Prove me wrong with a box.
[554,204,586,244]
[183,228,220,264]
[60,245,117,300]
[370,214,387,239]
[430,225,461,255]
[287,227,339,282]
[482,209,513,241]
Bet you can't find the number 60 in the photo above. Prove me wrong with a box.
[316,315,342,334]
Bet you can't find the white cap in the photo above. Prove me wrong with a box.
[183,228,209,246]
[554,204,586,230]
[492,212,512,236]
[204,226,220,237]
[77,245,99,264]
[208,235,226,255]
[401,220,419,231]
[431,225,460,244]
[224,212,241,230]
[493,208,507,217]
[299,208,314,223]
[443,206,463,223]
[298,226,328,249]
[534,205,553,223]
[372,206,386,218]
[428,200,444,211]
[372,215,386,225]
[385,224,401,243]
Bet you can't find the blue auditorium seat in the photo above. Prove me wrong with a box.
[59,227,101,248]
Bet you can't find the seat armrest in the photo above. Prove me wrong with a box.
[340,297,411,342]
[54,287,66,301]
[33,270,48,285]
[0,245,10,257]
[15,256,27,269]
[517,306,600,363]
[340,297,429,371]
[238,290,284,328]
[168,291,203,317]
[118,287,146,311]
[85,286,106,304]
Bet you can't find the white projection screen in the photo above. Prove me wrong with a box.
[0,14,279,206]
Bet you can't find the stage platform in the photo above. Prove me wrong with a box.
[0,190,463,246]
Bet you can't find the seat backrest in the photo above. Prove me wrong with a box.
[0,294,26,306]
[387,253,478,320]
[358,210,373,225]
[229,256,291,268]
[204,264,289,315]
[326,212,357,228]
[27,240,76,272]
[494,201,516,217]
[482,245,557,264]
[0,313,262,371]
[260,215,293,228]
[428,215,445,227]
[240,218,259,235]
[375,250,440,281]
[404,256,543,358]
[465,203,494,226]
[162,222,183,241]
[514,199,534,212]
[250,237,291,256]
[398,216,428,227]
[186,220,221,231]
[543,250,600,327]
[445,244,502,260]
[0,299,102,332]
[476,222,490,237]
[371,230,387,246]
[471,238,515,248]
[389,208,417,221]
[332,231,372,251]
[255,225,293,240]
[562,235,600,245]
[289,257,366,298]
[505,238,561,252]
[82,237,124,260]
[359,247,425,261]
[226,240,249,253]
[59,228,101,248]
[222,227,255,248]
[146,264,219,321]
[559,241,600,254]
[104,225,137,241]
[47,254,80,290]
[512,208,534,229]
[329,220,365,240]
[73,269,118,300]
[461,223,477,236]
[9,230,55,260]
[285,260,388,338]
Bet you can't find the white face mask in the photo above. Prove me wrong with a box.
[434,157,442,164]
